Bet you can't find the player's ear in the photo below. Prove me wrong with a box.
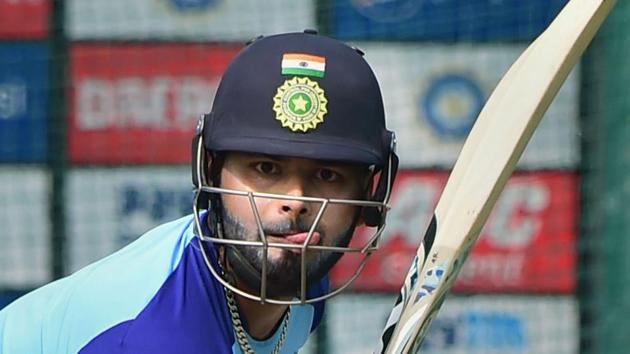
[356,169,377,226]
[206,152,226,187]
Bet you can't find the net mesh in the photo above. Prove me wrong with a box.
[0,0,628,353]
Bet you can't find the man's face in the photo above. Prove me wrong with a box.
[218,152,368,296]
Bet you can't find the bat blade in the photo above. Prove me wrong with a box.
[376,1,616,353]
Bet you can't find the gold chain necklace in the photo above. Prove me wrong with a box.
[196,227,291,352]
[224,287,291,354]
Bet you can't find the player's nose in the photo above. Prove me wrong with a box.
[279,176,312,218]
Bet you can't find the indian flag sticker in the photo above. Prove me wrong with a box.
[281,53,326,78]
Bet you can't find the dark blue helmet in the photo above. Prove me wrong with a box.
[191,30,399,304]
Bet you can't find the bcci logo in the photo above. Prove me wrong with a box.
[273,77,328,133]
[421,73,485,139]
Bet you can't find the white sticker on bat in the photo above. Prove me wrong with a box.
[414,264,446,304]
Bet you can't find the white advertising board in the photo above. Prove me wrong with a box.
[67,0,316,41]
[66,167,191,273]
[360,43,579,169]
[307,294,578,354]
[0,167,50,287]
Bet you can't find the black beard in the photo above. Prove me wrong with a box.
[220,210,355,298]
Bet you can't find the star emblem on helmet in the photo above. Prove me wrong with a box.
[291,94,310,113]
[272,77,328,133]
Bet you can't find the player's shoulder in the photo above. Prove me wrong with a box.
[0,215,197,354]
[70,214,197,291]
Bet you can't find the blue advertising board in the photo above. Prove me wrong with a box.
[329,0,567,41]
[0,42,48,162]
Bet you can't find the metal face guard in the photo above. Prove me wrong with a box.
[193,185,390,305]
[191,132,396,304]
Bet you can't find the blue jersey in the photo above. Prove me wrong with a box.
[0,215,326,353]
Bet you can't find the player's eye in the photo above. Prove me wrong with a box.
[254,161,279,175]
[317,168,339,182]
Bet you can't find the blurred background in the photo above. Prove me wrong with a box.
[0,0,628,353]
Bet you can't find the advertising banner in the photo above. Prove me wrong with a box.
[316,294,577,354]
[66,0,315,41]
[0,0,50,39]
[65,167,191,273]
[0,42,49,162]
[361,43,579,169]
[0,167,50,288]
[69,44,241,164]
[329,0,566,41]
[331,171,577,293]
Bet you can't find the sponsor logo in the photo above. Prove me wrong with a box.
[332,172,576,293]
[423,311,525,351]
[76,76,216,130]
[414,264,446,303]
[117,185,192,245]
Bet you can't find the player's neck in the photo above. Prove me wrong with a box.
[221,256,292,339]
[234,292,289,340]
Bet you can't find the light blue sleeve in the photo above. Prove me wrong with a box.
[0,277,70,354]
[0,215,196,354]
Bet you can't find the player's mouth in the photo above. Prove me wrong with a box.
[267,232,321,254]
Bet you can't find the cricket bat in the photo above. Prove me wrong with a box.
[375,1,616,353]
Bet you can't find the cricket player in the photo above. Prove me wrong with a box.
[0,30,398,353]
